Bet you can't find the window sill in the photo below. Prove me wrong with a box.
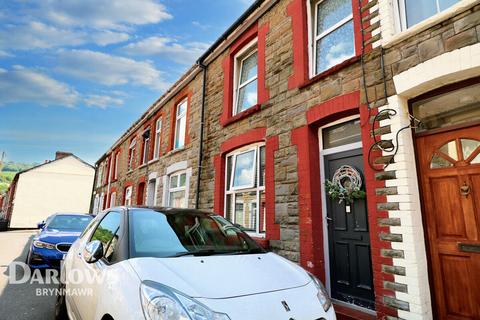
[221,104,262,127]
[299,55,360,90]
[148,158,159,165]
[167,146,186,156]
[138,163,148,169]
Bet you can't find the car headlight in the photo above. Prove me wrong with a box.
[140,280,231,320]
[308,273,332,312]
[33,240,56,250]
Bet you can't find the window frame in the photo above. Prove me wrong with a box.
[113,152,119,180]
[229,148,258,191]
[153,117,163,159]
[128,138,136,171]
[109,192,116,208]
[167,170,187,207]
[141,129,150,165]
[224,142,266,236]
[310,0,355,77]
[173,99,188,150]
[233,38,258,116]
[394,0,460,32]
[124,186,133,206]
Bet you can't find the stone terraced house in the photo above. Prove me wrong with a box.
[91,0,480,319]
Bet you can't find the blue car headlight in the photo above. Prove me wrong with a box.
[140,281,230,320]
[308,273,332,312]
[33,240,56,250]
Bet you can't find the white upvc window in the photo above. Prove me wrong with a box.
[395,0,459,31]
[99,192,105,211]
[93,194,100,215]
[124,186,133,206]
[233,39,258,115]
[128,138,136,171]
[142,130,150,165]
[168,171,187,208]
[110,192,116,208]
[146,178,157,206]
[113,152,118,180]
[174,100,187,150]
[154,118,162,159]
[310,0,355,75]
[225,143,266,235]
[96,164,103,188]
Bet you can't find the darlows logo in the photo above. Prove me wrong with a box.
[7,261,105,296]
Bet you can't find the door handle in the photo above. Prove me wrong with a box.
[460,182,471,197]
[326,217,333,221]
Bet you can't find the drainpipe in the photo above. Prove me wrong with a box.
[195,60,207,209]
[89,163,99,214]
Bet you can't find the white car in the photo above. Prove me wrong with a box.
[57,207,336,320]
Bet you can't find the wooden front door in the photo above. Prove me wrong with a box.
[416,125,480,319]
[325,149,375,310]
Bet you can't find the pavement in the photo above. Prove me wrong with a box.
[0,230,57,320]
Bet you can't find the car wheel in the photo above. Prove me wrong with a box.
[54,283,68,320]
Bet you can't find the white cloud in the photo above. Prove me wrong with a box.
[55,49,168,90]
[34,0,172,30]
[0,21,131,50]
[0,50,14,58]
[90,31,130,46]
[0,21,87,50]
[122,36,210,65]
[84,94,124,109]
[0,65,79,107]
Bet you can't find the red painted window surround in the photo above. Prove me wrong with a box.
[286,0,370,90]
[293,92,397,317]
[213,127,280,247]
[220,23,270,127]
[123,181,134,205]
[111,151,117,182]
[107,186,117,208]
[167,89,192,152]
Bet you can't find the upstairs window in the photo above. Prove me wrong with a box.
[174,100,187,150]
[141,129,150,165]
[168,171,187,208]
[128,138,136,171]
[225,143,266,235]
[234,39,258,115]
[154,117,163,159]
[312,0,355,75]
[112,152,119,180]
[397,0,459,30]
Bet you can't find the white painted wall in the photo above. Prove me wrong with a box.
[378,43,480,320]
[9,156,94,228]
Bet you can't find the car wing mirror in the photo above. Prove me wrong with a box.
[83,240,104,263]
[37,221,45,229]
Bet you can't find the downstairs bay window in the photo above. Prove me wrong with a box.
[225,143,266,235]
[168,171,187,208]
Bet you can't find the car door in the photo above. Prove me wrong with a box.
[73,210,123,320]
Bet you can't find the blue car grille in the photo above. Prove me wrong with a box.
[55,243,72,253]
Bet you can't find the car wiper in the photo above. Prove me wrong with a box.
[223,248,267,255]
[169,249,220,257]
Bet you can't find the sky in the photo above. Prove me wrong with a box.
[0,0,255,165]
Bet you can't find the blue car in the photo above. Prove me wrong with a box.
[27,213,93,269]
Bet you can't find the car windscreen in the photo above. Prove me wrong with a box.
[46,215,93,232]
[129,210,265,258]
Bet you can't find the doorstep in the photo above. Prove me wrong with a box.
[334,303,376,320]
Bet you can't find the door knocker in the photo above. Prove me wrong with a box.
[460,182,471,198]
